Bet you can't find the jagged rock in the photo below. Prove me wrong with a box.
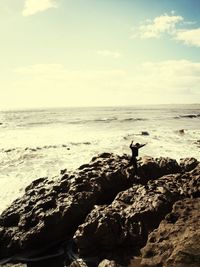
[137,156,181,183]
[68,258,89,267]
[98,259,121,267]
[0,154,198,266]
[74,162,200,262]
[128,257,142,267]
[0,153,135,259]
[140,198,200,267]
[179,157,199,172]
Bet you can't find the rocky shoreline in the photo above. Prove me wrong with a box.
[0,153,199,267]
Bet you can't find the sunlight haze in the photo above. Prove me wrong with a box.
[0,0,200,109]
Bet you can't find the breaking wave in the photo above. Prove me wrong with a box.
[175,114,200,119]
[0,142,92,153]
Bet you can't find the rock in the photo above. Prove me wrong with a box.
[68,259,89,267]
[4,149,14,153]
[0,153,135,258]
[60,169,67,175]
[178,129,185,134]
[98,259,121,267]
[0,153,199,266]
[74,162,200,262]
[141,132,149,136]
[179,157,199,172]
[137,156,181,183]
[128,257,142,267]
[73,178,176,259]
[140,198,200,267]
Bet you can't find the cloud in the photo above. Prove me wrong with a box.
[22,0,58,16]
[134,12,183,39]
[175,28,200,47]
[132,11,200,49]
[97,50,121,59]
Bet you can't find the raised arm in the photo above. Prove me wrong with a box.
[130,140,134,148]
[138,143,146,149]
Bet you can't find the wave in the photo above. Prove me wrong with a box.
[95,117,118,122]
[19,121,55,127]
[70,117,147,124]
[175,114,200,119]
[70,142,91,146]
[121,118,147,122]
[69,117,118,124]
[0,142,92,154]
[4,116,148,128]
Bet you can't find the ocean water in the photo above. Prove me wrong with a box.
[0,104,200,212]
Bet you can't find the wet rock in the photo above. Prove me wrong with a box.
[4,149,13,153]
[60,169,67,175]
[141,131,149,136]
[178,129,185,134]
[140,198,200,267]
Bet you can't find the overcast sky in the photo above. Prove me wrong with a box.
[0,0,200,109]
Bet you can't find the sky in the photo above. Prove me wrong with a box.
[0,0,200,109]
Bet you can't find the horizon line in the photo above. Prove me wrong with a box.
[0,103,200,112]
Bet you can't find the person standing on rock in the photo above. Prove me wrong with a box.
[130,141,146,175]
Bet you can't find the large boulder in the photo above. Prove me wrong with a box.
[141,198,200,267]
[74,162,200,263]
[0,153,135,259]
[137,156,181,183]
[0,154,198,266]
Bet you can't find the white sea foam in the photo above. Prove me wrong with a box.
[0,104,199,212]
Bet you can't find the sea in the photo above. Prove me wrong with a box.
[0,104,199,213]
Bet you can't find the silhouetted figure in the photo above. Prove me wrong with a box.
[130,141,146,175]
